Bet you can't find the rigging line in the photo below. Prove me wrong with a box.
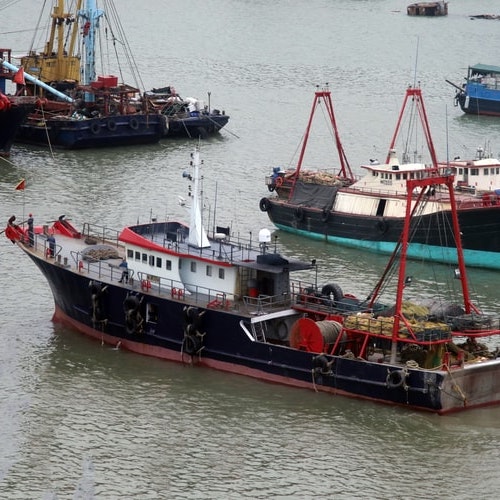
[105,0,144,91]
[0,0,22,11]
[29,0,48,55]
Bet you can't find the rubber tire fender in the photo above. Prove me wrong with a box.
[259,197,271,212]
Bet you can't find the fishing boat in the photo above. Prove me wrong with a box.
[260,86,500,270]
[407,2,448,17]
[5,149,500,414]
[448,64,500,117]
[0,49,37,156]
[13,0,167,149]
[146,87,229,139]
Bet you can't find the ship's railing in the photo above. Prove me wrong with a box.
[346,165,457,196]
[80,222,122,247]
[31,231,62,260]
[242,293,292,314]
[163,233,279,265]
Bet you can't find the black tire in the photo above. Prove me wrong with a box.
[259,197,270,212]
[295,207,305,221]
[107,119,117,131]
[90,121,100,135]
[129,117,139,130]
[183,334,202,355]
[386,370,406,389]
[321,283,343,303]
[376,219,388,235]
[275,320,288,341]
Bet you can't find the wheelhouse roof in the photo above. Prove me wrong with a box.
[469,64,500,75]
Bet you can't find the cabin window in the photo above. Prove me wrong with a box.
[403,173,407,180]
[142,253,147,263]
[147,303,158,323]
[458,168,463,175]
[127,249,133,259]
[156,257,162,268]
[483,168,489,175]
[396,173,401,180]
[191,261,197,273]
[135,251,140,261]
[149,255,155,266]
[218,268,225,279]
[471,169,479,176]
[206,265,212,277]
[166,260,172,271]
[496,168,499,175]
[410,173,415,179]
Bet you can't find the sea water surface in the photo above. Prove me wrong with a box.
[2,0,500,498]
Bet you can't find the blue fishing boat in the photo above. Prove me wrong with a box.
[450,63,500,116]
[5,148,500,414]
[146,86,229,139]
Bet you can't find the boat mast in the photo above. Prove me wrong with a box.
[386,169,475,363]
[385,86,438,166]
[289,86,353,199]
[187,149,210,249]
[78,0,104,90]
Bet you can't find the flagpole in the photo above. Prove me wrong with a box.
[14,178,27,228]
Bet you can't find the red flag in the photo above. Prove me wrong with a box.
[15,178,26,190]
[13,66,25,85]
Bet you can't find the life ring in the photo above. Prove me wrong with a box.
[321,208,330,222]
[275,176,283,187]
[90,121,101,135]
[295,207,305,221]
[386,369,406,389]
[129,117,139,130]
[259,197,271,212]
[107,119,117,131]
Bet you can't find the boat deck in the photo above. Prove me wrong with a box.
[23,220,315,320]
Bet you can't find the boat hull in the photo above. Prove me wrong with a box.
[16,114,167,149]
[457,89,500,117]
[0,103,34,156]
[25,247,500,414]
[261,198,500,270]
[166,113,229,138]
